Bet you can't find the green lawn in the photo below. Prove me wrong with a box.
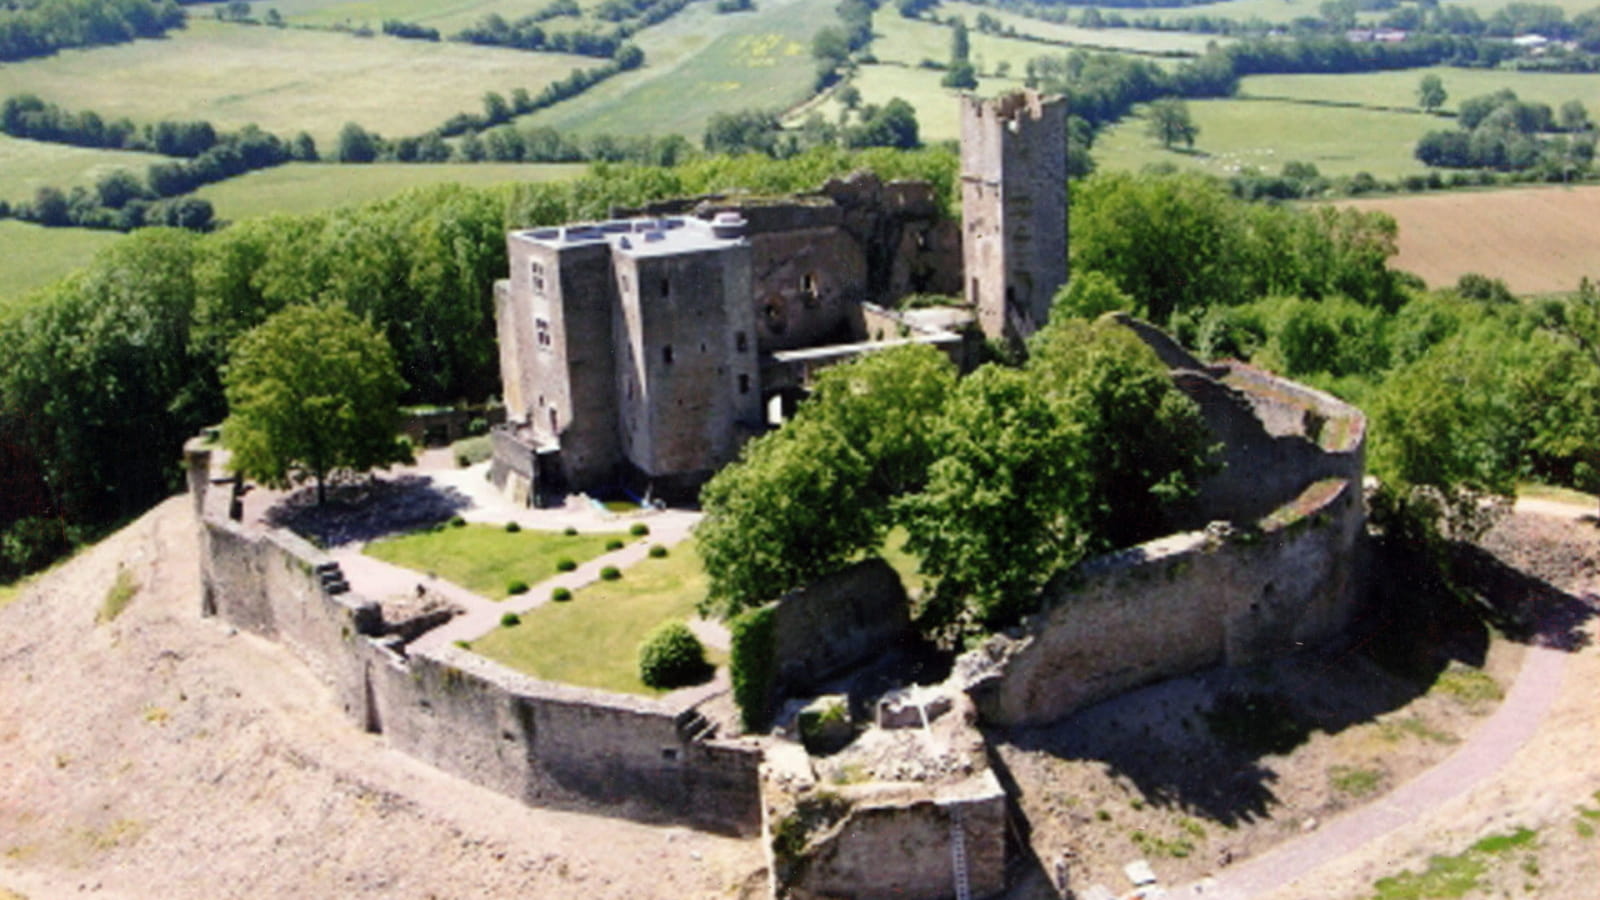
[798,64,1026,142]
[0,221,124,310]
[364,523,626,598]
[940,1,1227,55]
[0,134,174,207]
[1096,98,1437,179]
[518,0,828,138]
[1242,67,1600,117]
[470,541,721,695]
[0,19,596,147]
[198,161,583,219]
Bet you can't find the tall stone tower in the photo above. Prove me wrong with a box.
[960,90,1068,344]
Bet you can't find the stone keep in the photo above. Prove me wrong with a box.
[960,90,1069,344]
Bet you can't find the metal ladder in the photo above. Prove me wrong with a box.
[950,806,972,900]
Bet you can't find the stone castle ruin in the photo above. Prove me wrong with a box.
[489,90,1069,506]
[188,91,1372,900]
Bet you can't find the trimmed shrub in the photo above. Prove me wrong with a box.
[563,526,578,536]
[637,621,710,689]
[556,557,577,572]
[600,565,621,581]
[730,605,777,732]
[605,538,624,551]
[500,611,521,627]
[449,515,466,527]
[630,522,650,536]
[507,579,529,595]
[648,544,668,558]
[505,521,521,532]
[551,586,573,602]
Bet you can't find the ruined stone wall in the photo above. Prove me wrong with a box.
[365,645,763,835]
[966,478,1366,729]
[770,557,912,696]
[775,775,1008,900]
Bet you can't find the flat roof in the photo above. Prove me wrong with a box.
[513,216,744,258]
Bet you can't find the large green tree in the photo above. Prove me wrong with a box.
[1145,98,1198,149]
[222,304,411,504]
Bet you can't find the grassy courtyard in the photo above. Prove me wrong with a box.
[471,541,721,695]
[364,523,625,598]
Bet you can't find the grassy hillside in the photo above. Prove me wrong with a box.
[198,161,583,219]
[940,1,1227,55]
[517,0,826,137]
[1242,67,1600,115]
[263,0,586,31]
[0,221,123,310]
[0,19,596,147]
[0,134,171,206]
[1097,98,1437,179]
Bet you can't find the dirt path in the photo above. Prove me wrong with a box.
[0,498,765,900]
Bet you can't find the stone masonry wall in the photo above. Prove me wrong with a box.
[770,557,912,696]
[967,477,1365,728]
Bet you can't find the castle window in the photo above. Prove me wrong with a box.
[736,331,748,352]
[530,261,547,295]
[662,345,674,365]
[801,273,815,294]
[549,407,559,434]
[738,374,750,395]
[535,318,552,349]
[660,277,670,299]
[970,277,979,303]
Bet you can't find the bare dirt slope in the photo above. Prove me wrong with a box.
[0,497,766,900]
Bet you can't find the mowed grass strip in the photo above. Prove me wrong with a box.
[0,134,173,206]
[940,1,1226,55]
[471,541,723,695]
[1340,184,1600,294]
[1097,98,1437,179]
[1242,67,1600,116]
[0,221,124,309]
[520,0,825,138]
[197,161,583,219]
[0,19,596,147]
[364,523,625,598]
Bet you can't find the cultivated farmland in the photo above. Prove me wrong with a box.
[516,0,826,138]
[197,161,583,220]
[0,19,596,147]
[1097,98,1437,179]
[1243,67,1600,115]
[0,133,171,206]
[1343,185,1600,294]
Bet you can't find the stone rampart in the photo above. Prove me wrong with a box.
[965,477,1365,728]
[770,557,911,696]
[188,443,762,836]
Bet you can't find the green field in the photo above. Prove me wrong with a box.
[1097,98,1436,179]
[262,0,584,30]
[0,134,173,207]
[1242,67,1600,116]
[871,8,1073,71]
[0,221,123,310]
[0,19,595,147]
[518,0,827,137]
[798,64,1025,142]
[470,541,721,695]
[197,161,582,219]
[940,1,1227,55]
[364,523,626,599]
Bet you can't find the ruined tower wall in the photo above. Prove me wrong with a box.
[539,239,624,487]
[960,91,1068,343]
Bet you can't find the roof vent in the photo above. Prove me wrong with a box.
[710,211,747,239]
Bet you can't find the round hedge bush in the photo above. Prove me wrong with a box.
[630,523,650,537]
[605,538,624,552]
[551,586,573,602]
[505,521,521,533]
[600,565,621,581]
[563,526,578,536]
[507,580,529,595]
[555,558,577,572]
[648,544,668,559]
[449,515,466,528]
[500,612,521,627]
[637,621,709,689]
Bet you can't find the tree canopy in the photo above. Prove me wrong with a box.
[222,304,412,504]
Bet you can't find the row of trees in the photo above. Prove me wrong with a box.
[452,0,677,58]
[701,98,921,157]
[0,94,311,159]
[0,0,183,61]
[1415,88,1595,172]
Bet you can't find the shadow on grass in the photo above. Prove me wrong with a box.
[266,474,471,547]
